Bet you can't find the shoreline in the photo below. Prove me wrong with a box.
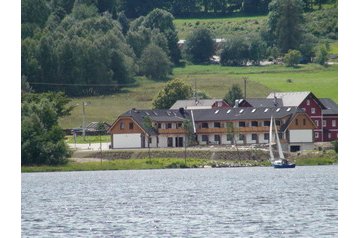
[22,148,338,172]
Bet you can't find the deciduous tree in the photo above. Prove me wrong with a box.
[153,79,193,109]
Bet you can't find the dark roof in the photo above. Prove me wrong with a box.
[116,107,303,135]
[120,109,191,135]
[239,98,283,107]
[192,107,302,122]
[320,98,338,115]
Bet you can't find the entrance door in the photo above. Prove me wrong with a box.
[178,137,184,147]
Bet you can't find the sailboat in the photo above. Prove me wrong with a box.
[269,116,295,169]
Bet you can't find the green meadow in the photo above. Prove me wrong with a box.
[174,15,266,39]
[59,63,337,129]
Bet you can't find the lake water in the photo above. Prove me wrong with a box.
[22,166,337,237]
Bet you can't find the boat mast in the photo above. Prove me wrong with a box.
[273,118,285,159]
[269,116,274,162]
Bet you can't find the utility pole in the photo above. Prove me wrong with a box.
[82,102,90,140]
[82,102,86,140]
[244,77,247,99]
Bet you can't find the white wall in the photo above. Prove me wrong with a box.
[289,130,313,143]
[113,133,142,148]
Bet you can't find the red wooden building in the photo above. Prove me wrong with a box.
[238,92,338,142]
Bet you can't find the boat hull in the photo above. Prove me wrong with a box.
[273,164,296,169]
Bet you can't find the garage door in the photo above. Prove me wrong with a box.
[113,133,142,148]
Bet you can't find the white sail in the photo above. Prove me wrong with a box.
[273,119,285,159]
[269,116,274,161]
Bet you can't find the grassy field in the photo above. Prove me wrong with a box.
[59,63,337,129]
[174,15,266,39]
[65,135,111,144]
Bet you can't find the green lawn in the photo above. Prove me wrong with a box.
[59,63,337,129]
[174,15,266,39]
[65,135,111,144]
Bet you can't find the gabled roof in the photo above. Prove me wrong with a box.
[192,107,302,121]
[320,98,338,115]
[239,98,283,107]
[267,91,326,109]
[114,109,191,135]
[170,99,226,109]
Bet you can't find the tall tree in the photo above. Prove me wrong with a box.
[267,0,304,53]
[21,93,73,165]
[224,84,244,106]
[139,44,172,80]
[184,27,214,64]
[153,79,192,109]
[143,9,181,64]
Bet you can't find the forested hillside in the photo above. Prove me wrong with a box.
[22,0,338,97]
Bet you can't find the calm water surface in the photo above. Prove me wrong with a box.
[22,166,337,237]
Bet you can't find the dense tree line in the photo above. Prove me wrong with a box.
[22,1,180,96]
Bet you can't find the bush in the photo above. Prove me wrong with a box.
[283,49,302,67]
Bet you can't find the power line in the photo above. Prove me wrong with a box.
[28,82,136,87]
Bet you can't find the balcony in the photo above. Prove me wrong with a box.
[158,128,186,134]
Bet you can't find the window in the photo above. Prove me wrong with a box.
[252,134,258,141]
[332,120,336,127]
[202,122,208,128]
[157,123,162,129]
[202,135,208,142]
[295,119,299,125]
[264,133,269,140]
[311,108,316,114]
[239,121,246,127]
[218,102,222,107]
[303,119,306,126]
[129,122,134,129]
[239,134,245,141]
[275,120,281,126]
[306,99,310,106]
[278,133,283,139]
[315,132,319,138]
[264,121,270,126]
[167,123,172,129]
[315,120,319,127]
[149,137,152,144]
[214,122,221,128]
[177,123,182,128]
[167,137,173,147]
[328,133,332,139]
[251,121,258,127]
[214,135,220,142]
[120,122,125,129]
[322,120,326,127]
[226,134,233,141]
